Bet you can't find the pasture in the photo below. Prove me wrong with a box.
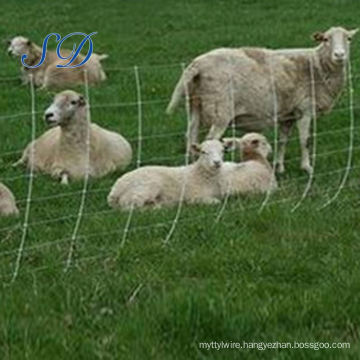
[1,0,360,359]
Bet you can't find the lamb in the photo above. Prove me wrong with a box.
[166,27,358,174]
[14,90,132,184]
[0,182,19,217]
[7,36,108,88]
[220,133,277,197]
[108,140,226,210]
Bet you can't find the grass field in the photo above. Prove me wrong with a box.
[1,0,360,359]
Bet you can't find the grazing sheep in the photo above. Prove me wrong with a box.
[0,182,19,217]
[108,140,225,210]
[14,90,132,184]
[7,36,108,88]
[166,27,358,174]
[221,133,277,197]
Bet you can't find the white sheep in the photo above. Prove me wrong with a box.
[166,27,358,174]
[0,182,19,217]
[108,140,225,210]
[14,90,132,184]
[221,133,277,197]
[7,36,108,88]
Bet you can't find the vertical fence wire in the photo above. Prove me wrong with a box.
[163,63,191,245]
[259,55,279,213]
[319,53,355,209]
[291,53,317,212]
[214,68,237,223]
[10,74,36,283]
[64,70,91,272]
[120,65,143,248]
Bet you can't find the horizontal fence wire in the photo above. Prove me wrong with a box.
[0,163,358,242]
[0,57,358,282]
[0,179,357,282]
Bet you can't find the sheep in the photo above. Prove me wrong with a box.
[220,133,277,197]
[14,90,132,184]
[166,26,358,174]
[108,140,226,210]
[7,36,108,88]
[0,182,19,217]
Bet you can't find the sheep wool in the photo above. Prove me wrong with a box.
[8,36,108,89]
[0,182,19,217]
[221,133,277,197]
[15,90,132,184]
[108,140,225,210]
[167,27,358,174]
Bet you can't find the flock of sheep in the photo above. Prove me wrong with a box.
[0,26,357,217]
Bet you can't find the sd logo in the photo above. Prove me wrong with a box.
[21,32,97,69]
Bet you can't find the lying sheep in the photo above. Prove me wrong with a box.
[0,182,19,217]
[14,90,132,184]
[7,36,108,88]
[108,140,225,210]
[167,27,358,174]
[221,133,277,197]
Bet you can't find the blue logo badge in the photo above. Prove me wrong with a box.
[21,32,97,69]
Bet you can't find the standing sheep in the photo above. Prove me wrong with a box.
[166,27,358,174]
[7,36,108,88]
[221,133,277,197]
[108,140,225,210]
[14,90,132,184]
[0,182,19,217]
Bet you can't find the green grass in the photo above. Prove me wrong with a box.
[1,0,360,359]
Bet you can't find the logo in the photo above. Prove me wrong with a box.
[21,32,97,69]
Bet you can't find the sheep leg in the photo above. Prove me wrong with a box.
[201,197,221,205]
[187,110,200,154]
[276,120,295,173]
[12,158,25,168]
[206,124,227,140]
[60,172,69,185]
[191,196,220,205]
[297,114,313,174]
[21,72,29,85]
[12,152,27,168]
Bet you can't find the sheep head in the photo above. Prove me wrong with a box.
[7,36,33,57]
[191,140,224,171]
[312,27,358,64]
[44,90,87,127]
[223,133,272,159]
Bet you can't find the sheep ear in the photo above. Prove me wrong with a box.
[222,138,237,152]
[190,144,201,154]
[348,28,359,38]
[26,40,32,46]
[312,32,325,42]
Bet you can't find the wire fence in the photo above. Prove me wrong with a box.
[0,58,359,282]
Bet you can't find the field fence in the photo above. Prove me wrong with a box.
[0,179,357,283]
[0,59,359,282]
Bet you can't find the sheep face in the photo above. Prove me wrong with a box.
[223,133,272,159]
[7,36,32,57]
[240,133,272,159]
[191,140,224,171]
[313,27,358,64]
[44,91,86,127]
